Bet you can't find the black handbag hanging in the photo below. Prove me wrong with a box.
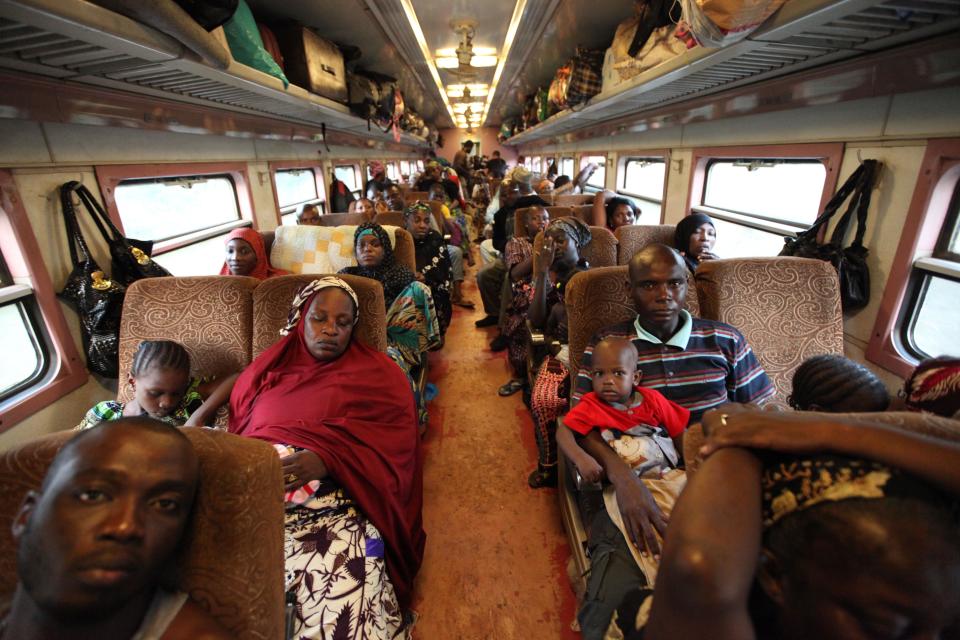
[60,181,172,285]
[780,159,879,312]
[57,183,126,378]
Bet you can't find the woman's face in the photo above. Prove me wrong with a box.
[356,233,385,268]
[225,238,257,276]
[406,210,432,240]
[526,208,549,238]
[303,289,356,362]
[355,199,375,220]
[546,227,578,269]
[688,223,716,258]
[609,204,636,230]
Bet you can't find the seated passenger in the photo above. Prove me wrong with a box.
[527,217,593,488]
[789,353,890,412]
[365,160,391,199]
[673,212,718,273]
[7,418,230,639]
[296,203,322,226]
[220,228,289,280]
[77,340,237,430]
[339,223,440,425]
[352,197,376,222]
[573,244,774,639]
[499,206,549,396]
[552,175,573,195]
[613,407,960,639]
[405,202,453,335]
[560,337,690,582]
[592,190,638,231]
[903,356,960,418]
[228,278,423,639]
[385,184,405,212]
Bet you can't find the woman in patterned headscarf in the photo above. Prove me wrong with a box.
[903,356,960,418]
[404,201,453,335]
[526,217,593,488]
[229,277,424,640]
[604,406,960,640]
[340,222,441,426]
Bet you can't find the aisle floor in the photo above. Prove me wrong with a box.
[411,264,580,639]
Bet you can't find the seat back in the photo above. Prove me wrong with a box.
[404,190,428,204]
[615,224,676,265]
[422,200,447,233]
[0,428,285,640]
[539,192,557,205]
[546,205,572,220]
[375,211,406,228]
[387,227,417,273]
[695,257,844,403]
[569,204,595,225]
[118,276,259,423]
[556,193,593,206]
[319,212,366,226]
[566,267,634,377]
[583,226,618,267]
[252,273,388,357]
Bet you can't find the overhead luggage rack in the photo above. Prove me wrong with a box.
[506,0,960,145]
[0,0,429,147]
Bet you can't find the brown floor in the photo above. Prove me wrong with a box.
[412,261,580,639]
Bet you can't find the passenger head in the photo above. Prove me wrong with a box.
[12,418,199,622]
[295,278,359,362]
[553,175,571,190]
[297,203,321,226]
[404,202,433,241]
[367,160,385,181]
[789,354,890,412]
[128,341,192,420]
[628,244,688,340]
[590,337,641,405]
[522,206,549,239]
[758,495,960,640]
[386,184,404,211]
[492,150,501,159]
[462,140,474,153]
[224,234,258,277]
[545,217,591,271]
[606,197,637,231]
[427,183,446,202]
[353,223,390,269]
[903,357,960,418]
[354,198,375,221]
[512,167,534,197]
[674,213,717,264]
[442,180,460,204]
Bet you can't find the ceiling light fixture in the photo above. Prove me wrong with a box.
[446,84,489,98]
[481,0,529,125]
[398,0,458,125]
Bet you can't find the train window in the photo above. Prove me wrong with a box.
[417,160,424,172]
[532,157,542,174]
[559,157,575,179]
[400,160,411,178]
[902,180,960,360]
[335,164,362,198]
[620,158,666,224]
[386,162,399,181]
[275,168,325,227]
[694,159,828,258]
[581,155,607,192]
[0,251,48,403]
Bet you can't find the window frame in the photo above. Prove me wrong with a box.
[687,143,844,241]
[558,156,575,179]
[269,161,327,226]
[334,161,363,199]
[0,170,87,431]
[868,139,960,376]
[95,162,256,254]
[579,153,608,193]
[616,151,670,224]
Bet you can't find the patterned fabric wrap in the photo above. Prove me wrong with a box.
[280,277,360,336]
[903,357,960,418]
[531,356,570,468]
[548,216,593,249]
[75,377,205,430]
[410,227,452,335]
[504,236,535,376]
[340,223,415,306]
[385,281,441,425]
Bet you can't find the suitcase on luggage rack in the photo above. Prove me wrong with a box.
[275,25,348,103]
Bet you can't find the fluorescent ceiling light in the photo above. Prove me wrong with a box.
[446,84,489,98]
[481,0,529,125]
[435,58,458,69]
[398,0,457,125]
[435,55,498,69]
[452,102,486,113]
[436,46,497,57]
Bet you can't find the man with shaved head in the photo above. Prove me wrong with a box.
[571,243,773,639]
[5,417,230,639]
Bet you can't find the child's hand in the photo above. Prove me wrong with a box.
[574,454,603,484]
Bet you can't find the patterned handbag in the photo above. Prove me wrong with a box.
[566,47,605,106]
[61,181,171,286]
[57,183,126,378]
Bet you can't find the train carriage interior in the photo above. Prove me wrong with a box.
[0,0,959,638]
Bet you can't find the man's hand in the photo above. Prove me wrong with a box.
[612,473,668,558]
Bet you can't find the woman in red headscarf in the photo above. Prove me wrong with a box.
[228,277,424,639]
[219,227,289,279]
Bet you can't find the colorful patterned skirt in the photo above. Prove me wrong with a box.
[386,281,441,425]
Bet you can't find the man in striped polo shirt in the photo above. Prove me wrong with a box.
[575,244,774,640]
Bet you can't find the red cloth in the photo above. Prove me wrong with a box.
[227,305,424,609]
[564,386,690,438]
[218,227,289,280]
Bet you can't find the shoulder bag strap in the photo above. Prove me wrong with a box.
[829,159,878,248]
[59,181,94,266]
[72,182,127,246]
[795,162,866,241]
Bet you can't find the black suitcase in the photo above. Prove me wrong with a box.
[275,25,348,103]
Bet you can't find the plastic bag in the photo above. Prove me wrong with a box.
[222,0,289,86]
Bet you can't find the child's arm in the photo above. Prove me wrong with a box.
[556,417,603,484]
[185,373,240,427]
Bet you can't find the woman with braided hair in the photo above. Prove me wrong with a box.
[789,354,890,413]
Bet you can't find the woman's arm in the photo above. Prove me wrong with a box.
[528,235,555,329]
[185,374,240,427]
[700,409,960,495]
[645,447,762,640]
[591,189,615,227]
[580,430,668,557]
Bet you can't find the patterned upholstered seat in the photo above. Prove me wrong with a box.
[374,211,406,227]
[317,212,366,226]
[545,205,571,220]
[695,257,844,404]
[615,224,676,265]
[556,193,594,207]
[0,427,285,640]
